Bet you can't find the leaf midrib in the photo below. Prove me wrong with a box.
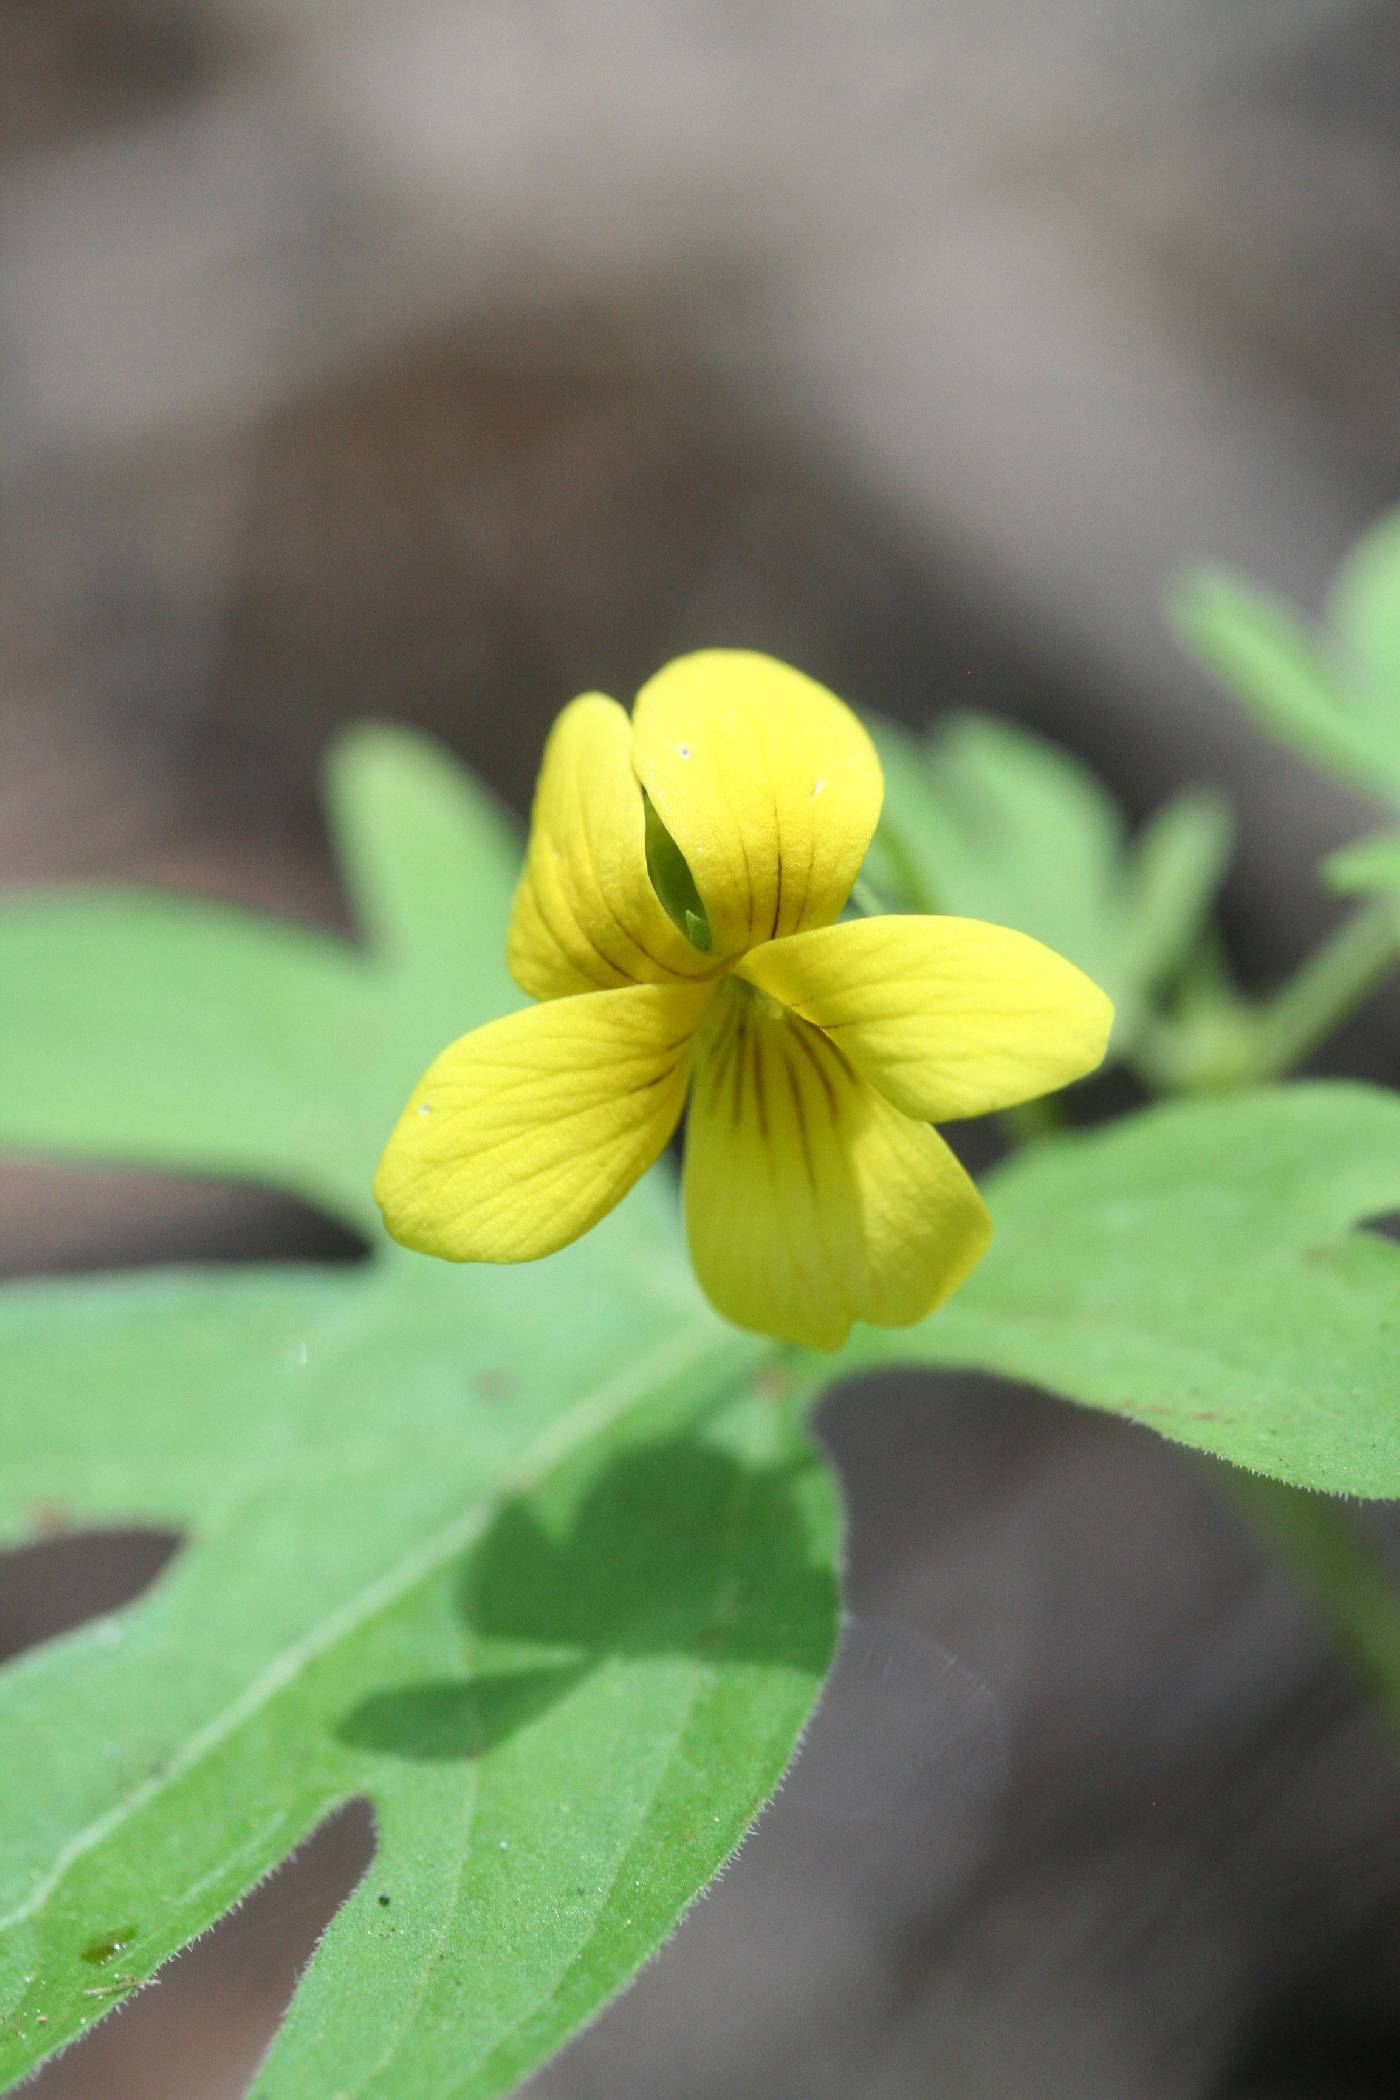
[0,1317,752,1937]
[354,1403,769,2100]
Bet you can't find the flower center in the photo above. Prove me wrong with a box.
[703,973,790,1050]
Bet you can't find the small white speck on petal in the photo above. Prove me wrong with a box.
[418,1102,432,1116]
[677,744,691,759]
[810,777,826,796]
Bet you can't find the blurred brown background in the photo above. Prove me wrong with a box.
[4,3,1400,2095]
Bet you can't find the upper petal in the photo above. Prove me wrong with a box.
[508,694,718,999]
[683,993,991,1350]
[631,651,883,961]
[375,981,713,1262]
[736,915,1113,1122]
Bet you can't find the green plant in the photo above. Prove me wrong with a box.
[4,510,1400,2097]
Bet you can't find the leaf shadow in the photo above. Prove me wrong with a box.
[339,1665,588,1763]
[336,1430,831,1765]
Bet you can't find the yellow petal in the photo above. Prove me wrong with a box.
[375,981,714,1262]
[508,694,717,999]
[683,990,991,1350]
[631,651,883,961]
[736,915,1113,1122]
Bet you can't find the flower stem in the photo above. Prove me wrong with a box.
[1250,897,1398,1079]
[1225,1473,1400,1733]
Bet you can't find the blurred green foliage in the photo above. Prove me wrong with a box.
[1171,506,1400,904]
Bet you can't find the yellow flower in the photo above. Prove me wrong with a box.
[375,652,1112,1349]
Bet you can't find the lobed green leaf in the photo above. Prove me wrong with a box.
[861,1083,1400,1496]
[0,1255,833,2098]
[0,730,521,1236]
[0,727,836,2097]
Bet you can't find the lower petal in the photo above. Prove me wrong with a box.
[683,994,991,1350]
[375,982,713,1262]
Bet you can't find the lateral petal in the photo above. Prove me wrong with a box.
[507,694,717,999]
[683,995,992,1350]
[736,915,1113,1121]
[632,651,884,960]
[376,981,713,1262]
